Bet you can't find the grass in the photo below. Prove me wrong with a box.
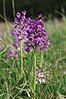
[0,18,66,99]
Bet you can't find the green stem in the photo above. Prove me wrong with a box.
[5,81,10,99]
[33,48,36,92]
[20,40,24,78]
[40,51,43,67]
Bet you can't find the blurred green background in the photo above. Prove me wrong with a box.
[0,0,66,21]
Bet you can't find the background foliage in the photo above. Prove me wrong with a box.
[0,0,66,21]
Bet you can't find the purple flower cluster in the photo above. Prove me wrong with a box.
[36,66,46,84]
[11,10,28,51]
[11,10,49,54]
[8,49,18,60]
[25,15,49,52]
[0,37,2,50]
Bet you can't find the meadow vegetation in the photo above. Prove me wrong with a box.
[0,17,66,99]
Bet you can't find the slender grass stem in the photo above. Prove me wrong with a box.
[3,0,6,19]
[5,81,10,99]
[12,0,15,17]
